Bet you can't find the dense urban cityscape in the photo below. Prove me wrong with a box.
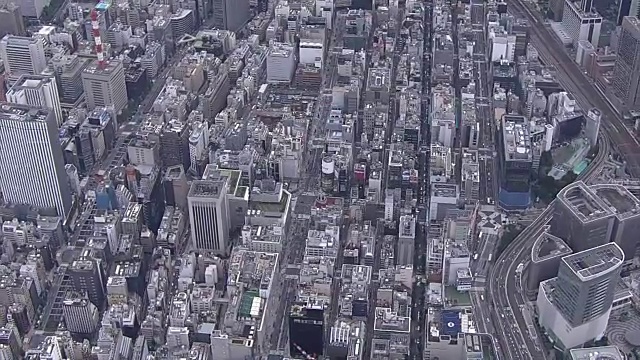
[0,0,640,358]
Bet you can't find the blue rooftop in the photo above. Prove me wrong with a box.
[498,188,531,211]
[95,1,110,10]
[441,310,462,336]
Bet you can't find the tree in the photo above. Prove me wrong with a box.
[496,224,524,258]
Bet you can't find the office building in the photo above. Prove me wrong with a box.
[498,115,533,210]
[590,184,640,259]
[0,35,46,79]
[0,103,72,218]
[50,54,90,105]
[553,181,640,258]
[561,0,602,48]
[553,181,615,252]
[289,302,324,358]
[526,231,573,299]
[81,59,128,114]
[68,258,106,310]
[17,0,45,17]
[585,108,601,147]
[397,215,416,266]
[0,4,25,38]
[170,9,196,40]
[612,17,640,112]
[187,179,230,254]
[62,291,99,335]
[617,0,640,25]
[163,165,189,210]
[6,74,63,126]
[212,0,250,32]
[267,42,296,84]
[537,243,624,349]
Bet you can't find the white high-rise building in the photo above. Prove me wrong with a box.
[62,291,100,335]
[188,179,230,254]
[0,103,72,218]
[0,35,47,78]
[6,74,64,126]
[266,42,296,84]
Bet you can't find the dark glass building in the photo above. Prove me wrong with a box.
[289,303,324,358]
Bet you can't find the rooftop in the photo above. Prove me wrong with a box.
[224,249,279,335]
[0,103,51,122]
[591,184,640,219]
[558,181,614,221]
[373,307,411,333]
[502,115,532,162]
[188,180,226,199]
[569,346,624,360]
[531,231,572,262]
[562,242,624,280]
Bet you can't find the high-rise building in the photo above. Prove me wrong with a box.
[187,179,230,254]
[537,243,624,349]
[212,0,250,32]
[612,17,640,112]
[526,231,573,298]
[561,0,602,48]
[266,42,296,84]
[17,0,45,18]
[553,181,615,252]
[0,103,72,218]
[68,257,106,310]
[6,74,64,126]
[0,35,46,79]
[81,59,128,114]
[62,291,99,335]
[585,108,601,147]
[0,3,25,39]
[289,302,324,358]
[552,181,640,259]
[617,0,640,25]
[50,54,90,105]
[397,215,416,265]
[163,165,189,210]
[498,115,532,210]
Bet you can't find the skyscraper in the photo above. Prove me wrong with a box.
[289,302,325,358]
[0,3,25,38]
[6,74,64,126]
[212,0,250,32]
[552,181,640,259]
[81,59,128,114]
[0,35,46,79]
[537,243,624,349]
[617,0,640,26]
[68,257,107,310]
[187,179,230,254]
[552,181,615,253]
[62,291,99,335]
[0,103,72,218]
[612,16,640,112]
[498,114,533,210]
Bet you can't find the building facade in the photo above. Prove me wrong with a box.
[0,103,72,218]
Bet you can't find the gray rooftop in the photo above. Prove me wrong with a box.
[562,242,624,280]
[557,181,615,222]
[531,231,572,263]
[502,115,532,162]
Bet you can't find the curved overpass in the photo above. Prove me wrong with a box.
[488,132,609,360]
[484,0,640,357]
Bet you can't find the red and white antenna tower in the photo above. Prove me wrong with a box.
[90,8,105,68]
